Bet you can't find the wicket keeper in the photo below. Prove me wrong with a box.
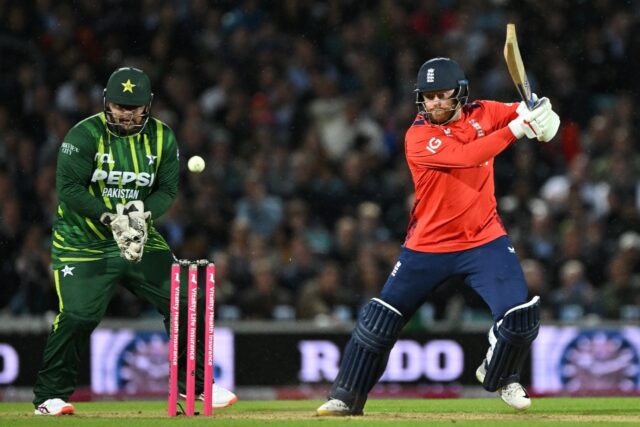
[32,67,237,415]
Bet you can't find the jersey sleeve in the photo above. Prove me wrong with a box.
[484,100,520,130]
[56,125,107,220]
[144,126,179,219]
[406,126,516,169]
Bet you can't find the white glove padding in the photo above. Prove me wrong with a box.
[100,203,130,240]
[100,201,151,262]
[508,102,548,139]
[534,107,560,142]
[122,201,151,242]
[511,96,559,141]
[122,239,145,262]
[121,201,151,262]
[521,97,560,142]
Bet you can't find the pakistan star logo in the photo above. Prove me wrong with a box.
[61,265,75,277]
[121,79,136,93]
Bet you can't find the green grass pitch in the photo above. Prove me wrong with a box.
[1,398,638,426]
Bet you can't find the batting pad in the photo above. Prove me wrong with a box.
[483,296,540,392]
[330,298,404,414]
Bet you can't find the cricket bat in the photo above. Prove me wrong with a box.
[504,23,536,110]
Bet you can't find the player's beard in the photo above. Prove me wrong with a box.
[117,117,140,134]
[426,106,457,125]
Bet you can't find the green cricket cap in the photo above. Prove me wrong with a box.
[104,67,152,106]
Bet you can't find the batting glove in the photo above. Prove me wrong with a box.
[508,102,548,139]
[533,103,560,142]
[523,97,560,142]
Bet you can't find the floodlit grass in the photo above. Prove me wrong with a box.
[1,397,638,426]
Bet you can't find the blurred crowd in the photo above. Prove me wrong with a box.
[0,0,639,325]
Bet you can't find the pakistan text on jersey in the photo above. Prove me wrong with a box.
[101,188,140,199]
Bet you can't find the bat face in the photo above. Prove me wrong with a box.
[504,23,536,110]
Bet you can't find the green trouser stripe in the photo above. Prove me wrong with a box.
[59,257,102,262]
[53,270,62,332]
[52,241,103,254]
[85,218,107,240]
[146,243,170,250]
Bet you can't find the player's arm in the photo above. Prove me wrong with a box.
[406,126,517,169]
[56,126,108,219]
[144,126,179,219]
[483,100,520,130]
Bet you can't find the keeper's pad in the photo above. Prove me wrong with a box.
[482,296,540,392]
[330,298,404,415]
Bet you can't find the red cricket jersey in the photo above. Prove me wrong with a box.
[403,100,520,252]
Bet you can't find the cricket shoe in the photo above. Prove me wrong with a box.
[476,363,531,411]
[316,399,353,416]
[34,398,75,416]
[180,383,238,408]
[475,361,487,384]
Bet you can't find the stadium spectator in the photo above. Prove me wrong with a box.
[550,260,601,320]
[296,261,352,321]
[0,1,638,324]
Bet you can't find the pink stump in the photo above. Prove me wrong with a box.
[167,263,181,416]
[203,263,216,416]
[185,263,198,416]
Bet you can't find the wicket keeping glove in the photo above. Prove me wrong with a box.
[121,200,151,262]
[100,201,151,262]
[100,204,136,260]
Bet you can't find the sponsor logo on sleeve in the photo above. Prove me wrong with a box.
[61,142,79,156]
[426,137,442,154]
[468,119,485,137]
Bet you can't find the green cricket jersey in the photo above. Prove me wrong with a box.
[52,113,179,268]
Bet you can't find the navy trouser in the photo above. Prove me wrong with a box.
[380,236,528,321]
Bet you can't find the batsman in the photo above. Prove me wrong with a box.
[32,67,237,416]
[317,57,560,416]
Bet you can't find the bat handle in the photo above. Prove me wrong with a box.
[526,89,545,110]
